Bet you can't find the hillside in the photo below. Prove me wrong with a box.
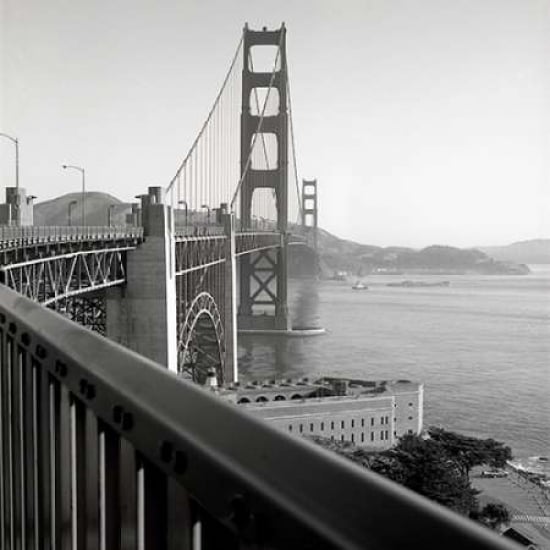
[479,239,550,265]
[294,228,530,277]
[34,192,530,276]
[34,192,133,226]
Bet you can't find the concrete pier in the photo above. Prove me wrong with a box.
[106,187,177,372]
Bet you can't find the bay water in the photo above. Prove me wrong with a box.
[237,266,550,463]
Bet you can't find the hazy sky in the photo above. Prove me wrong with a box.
[1,0,549,247]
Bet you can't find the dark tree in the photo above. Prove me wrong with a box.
[476,503,511,530]
[311,429,512,517]
[427,428,512,477]
[371,435,479,514]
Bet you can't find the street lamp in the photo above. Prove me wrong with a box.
[178,200,188,229]
[68,200,78,226]
[108,204,116,226]
[0,133,20,225]
[0,133,19,192]
[62,164,86,226]
[201,204,211,225]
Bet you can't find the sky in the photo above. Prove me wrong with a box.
[1,0,549,248]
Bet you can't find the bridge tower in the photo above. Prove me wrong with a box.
[238,23,290,331]
[302,179,318,251]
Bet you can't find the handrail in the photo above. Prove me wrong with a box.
[0,225,144,246]
[0,284,518,548]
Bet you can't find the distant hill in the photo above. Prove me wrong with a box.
[310,230,529,276]
[33,192,530,276]
[34,192,133,226]
[290,227,530,277]
[479,239,550,265]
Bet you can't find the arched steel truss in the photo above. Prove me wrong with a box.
[178,291,225,384]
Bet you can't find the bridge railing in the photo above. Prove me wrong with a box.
[0,225,144,248]
[0,285,517,549]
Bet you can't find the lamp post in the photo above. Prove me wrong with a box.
[178,200,188,230]
[201,204,211,225]
[0,133,20,225]
[0,133,19,191]
[108,204,116,227]
[68,200,78,226]
[62,164,86,226]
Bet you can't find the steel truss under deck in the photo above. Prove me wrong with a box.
[0,246,131,305]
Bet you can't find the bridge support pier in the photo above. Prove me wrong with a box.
[106,187,178,371]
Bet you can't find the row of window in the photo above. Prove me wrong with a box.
[287,416,398,433]
[286,413,416,434]
[325,429,414,444]
[289,423,392,440]
[328,431,387,444]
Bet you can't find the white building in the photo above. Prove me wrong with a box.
[220,377,424,450]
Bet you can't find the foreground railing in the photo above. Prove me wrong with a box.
[0,285,519,549]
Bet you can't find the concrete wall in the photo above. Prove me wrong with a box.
[0,187,34,225]
[245,396,397,449]
[106,199,177,371]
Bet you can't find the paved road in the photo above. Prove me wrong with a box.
[472,469,550,549]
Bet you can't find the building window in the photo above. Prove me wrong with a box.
[310,423,314,432]
[289,425,292,432]
[320,422,324,431]
[370,432,374,442]
[361,419,365,428]
[351,434,354,443]
[341,420,345,429]
[341,435,344,442]
[331,435,334,441]
[385,416,389,424]
[361,433,364,443]
[409,402,413,407]
[299,424,303,433]
[385,430,389,440]
[408,416,413,420]
[380,430,384,440]
[380,416,384,424]
[331,421,335,430]
[370,418,374,427]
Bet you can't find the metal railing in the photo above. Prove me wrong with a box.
[0,285,519,549]
[0,225,144,249]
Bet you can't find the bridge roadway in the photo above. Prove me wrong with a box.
[0,282,518,549]
[0,225,297,307]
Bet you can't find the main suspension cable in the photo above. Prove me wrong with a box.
[287,64,303,225]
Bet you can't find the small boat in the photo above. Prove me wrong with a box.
[351,281,368,290]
